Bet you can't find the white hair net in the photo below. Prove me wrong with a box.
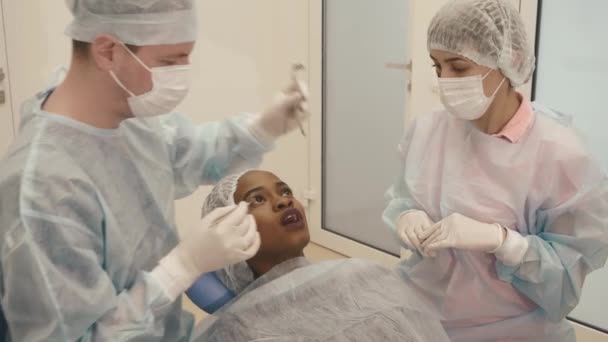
[427,0,535,87]
[201,169,255,218]
[201,170,256,293]
[65,0,198,45]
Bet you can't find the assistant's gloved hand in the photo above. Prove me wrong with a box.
[420,213,530,265]
[249,80,309,143]
[151,202,261,300]
[420,213,505,254]
[396,210,435,256]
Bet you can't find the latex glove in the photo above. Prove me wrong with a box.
[493,227,529,266]
[151,202,261,300]
[396,210,435,256]
[249,81,309,143]
[419,213,505,254]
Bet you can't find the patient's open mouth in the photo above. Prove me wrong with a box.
[281,208,304,229]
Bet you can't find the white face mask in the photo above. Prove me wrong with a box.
[438,69,506,121]
[109,43,191,118]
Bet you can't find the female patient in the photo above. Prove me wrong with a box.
[192,170,449,342]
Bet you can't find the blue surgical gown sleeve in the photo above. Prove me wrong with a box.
[158,113,273,198]
[496,154,608,322]
[1,165,189,341]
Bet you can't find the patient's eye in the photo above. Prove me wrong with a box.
[247,195,266,206]
[251,194,266,204]
[282,188,293,197]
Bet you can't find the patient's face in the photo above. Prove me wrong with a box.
[234,170,310,260]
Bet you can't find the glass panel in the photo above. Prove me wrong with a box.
[535,0,608,332]
[323,0,409,255]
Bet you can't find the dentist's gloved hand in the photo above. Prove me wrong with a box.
[249,81,309,143]
[151,202,261,301]
[396,210,435,257]
[420,213,505,254]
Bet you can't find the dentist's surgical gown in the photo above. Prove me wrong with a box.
[0,87,271,341]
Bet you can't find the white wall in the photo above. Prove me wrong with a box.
[172,0,309,237]
[0,1,14,156]
[406,0,445,118]
[0,0,310,238]
[1,0,72,127]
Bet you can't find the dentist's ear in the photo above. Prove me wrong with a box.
[90,34,121,71]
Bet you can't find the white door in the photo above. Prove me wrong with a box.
[0,1,15,156]
[323,0,410,255]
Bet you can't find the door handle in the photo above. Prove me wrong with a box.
[385,61,413,92]
[385,62,412,72]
